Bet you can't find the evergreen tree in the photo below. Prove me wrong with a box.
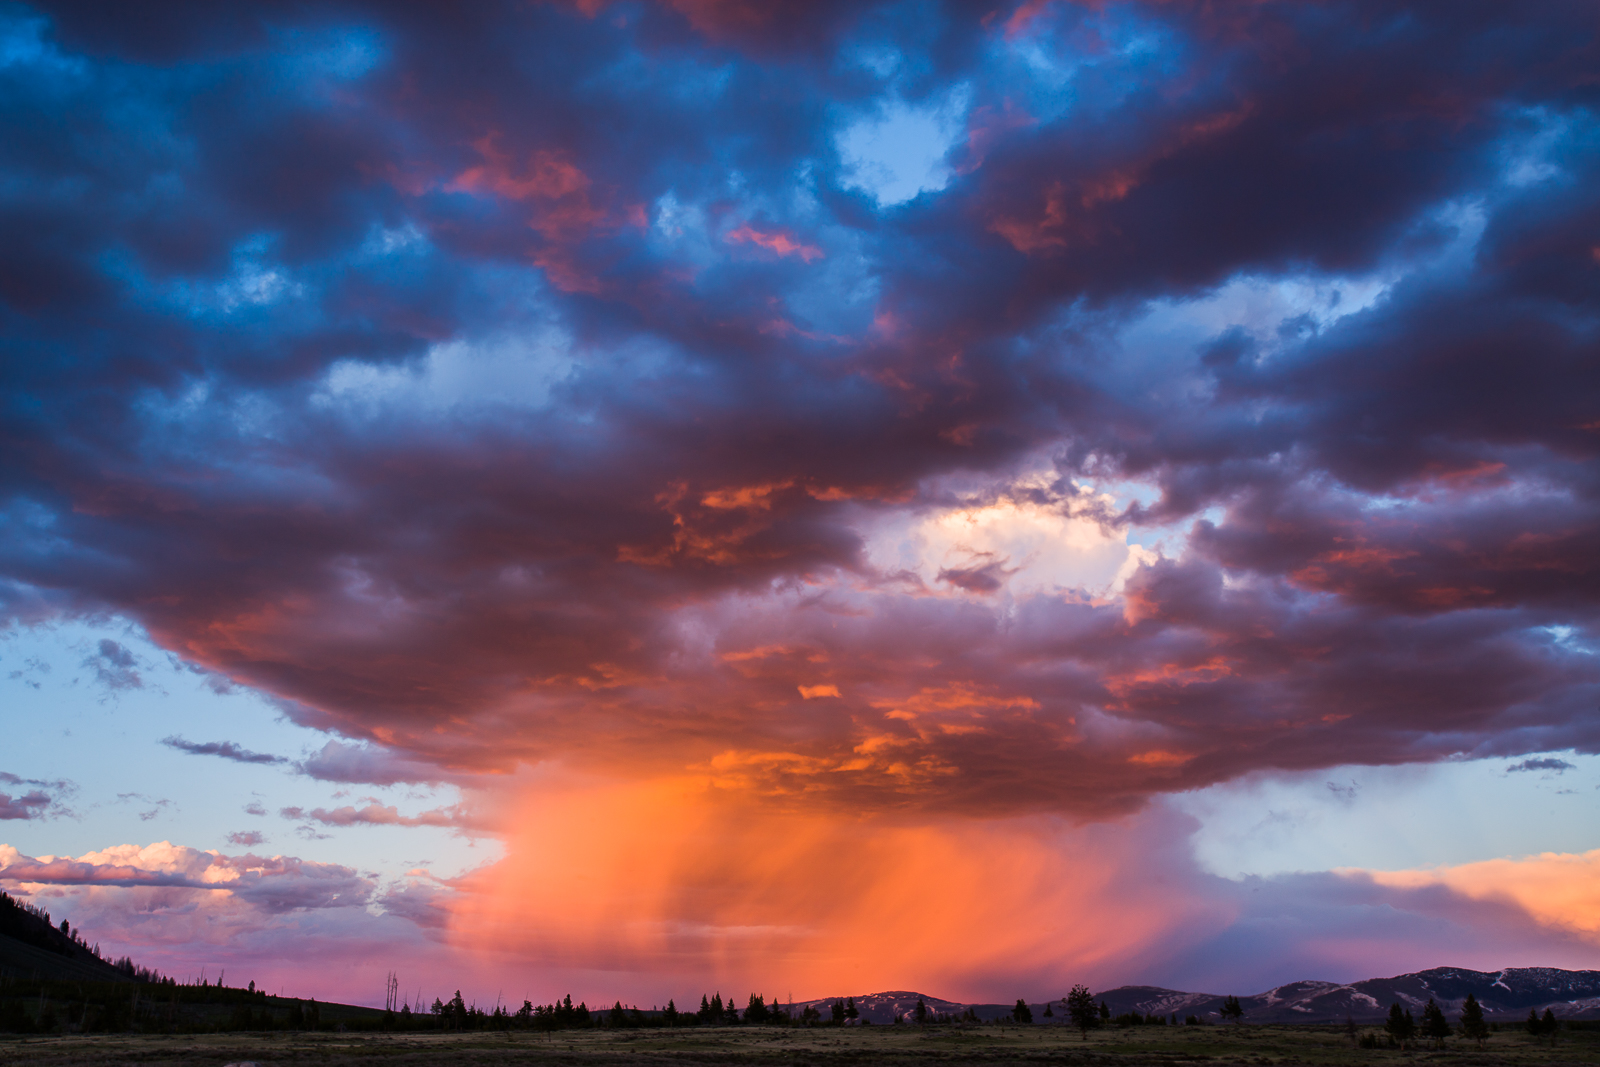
[1221,995,1243,1023]
[844,997,858,1022]
[1043,1002,1053,1018]
[610,1000,627,1028]
[1541,1008,1558,1045]
[917,998,928,1025]
[1100,1001,1111,1021]
[1066,985,1099,1040]
[831,1000,845,1024]
[1526,1008,1541,1037]
[1012,999,1033,1024]
[664,999,679,1027]
[1459,993,1488,1046]
[745,993,768,1024]
[1420,998,1451,1048]
[1385,1003,1415,1049]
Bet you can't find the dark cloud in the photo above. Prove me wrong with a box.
[162,736,288,765]
[937,553,1016,593]
[0,0,1596,820]
[1506,757,1575,774]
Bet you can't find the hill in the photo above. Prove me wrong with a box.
[1095,968,1600,1023]
[0,891,134,983]
[796,968,1600,1025]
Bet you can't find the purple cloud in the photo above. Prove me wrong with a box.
[162,736,288,765]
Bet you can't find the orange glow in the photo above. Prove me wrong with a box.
[701,481,795,510]
[1127,750,1192,767]
[1360,850,1600,940]
[444,775,1227,1000]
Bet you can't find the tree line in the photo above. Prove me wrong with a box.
[1375,995,1567,1049]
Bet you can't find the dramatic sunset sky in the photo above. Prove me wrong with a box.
[2,0,1598,1012]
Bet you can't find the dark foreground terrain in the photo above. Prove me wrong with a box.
[1,1023,1597,1067]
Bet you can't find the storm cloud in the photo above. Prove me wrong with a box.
[0,0,1597,993]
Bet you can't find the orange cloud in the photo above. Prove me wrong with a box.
[447,134,612,292]
[1358,849,1600,940]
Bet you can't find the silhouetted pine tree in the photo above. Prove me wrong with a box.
[1459,994,1488,1046]
[1420,998,1451,1048]
[1386,1003,1415,1049]
[1221,995,1243,1023]
[1012,999,1032,1024]
[1066,985,1099,1040]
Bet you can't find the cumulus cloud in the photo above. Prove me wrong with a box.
[0,841,454,1003]
[0,842,372,913]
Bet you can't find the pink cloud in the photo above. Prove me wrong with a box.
[724,223,824,262]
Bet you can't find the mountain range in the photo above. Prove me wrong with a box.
[795,969,1600,1025]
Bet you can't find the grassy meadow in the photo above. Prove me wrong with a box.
[1,1021,1596,1067]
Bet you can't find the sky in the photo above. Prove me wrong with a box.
[1,0,1598,1013]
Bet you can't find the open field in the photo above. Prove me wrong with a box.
[1,1024,1597,1067]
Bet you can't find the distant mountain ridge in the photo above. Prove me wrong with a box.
[796,968,1600,1025]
